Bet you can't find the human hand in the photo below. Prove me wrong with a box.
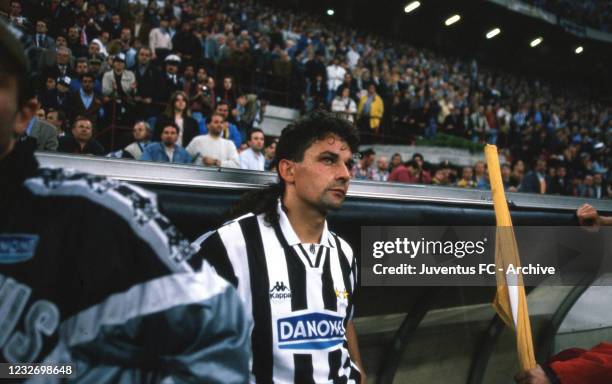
[203,156,220,166]
[514,365,551,384]
[577,203,601,230]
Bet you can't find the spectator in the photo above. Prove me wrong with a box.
[469,105,491,144]
[307,72,328,112]
[326,56,346,103]
[122,121,152,160]
[57,116,105,155]
[154,91,199,148]
[117,27,137,68]
[190,67,215,120]
[7,0,28,29]
[372,156,390,181]
[234,93,260,138]
[42,75,72,114]
[456,166,476,188]
[592,173,607,199]
[411,153,432,184]
[389,160,415,183]
[131,47,160,120]
[148,16,172,60]
[335,72,359,101]
[474,161,487,187]
[549,165,571,195]
[46,108,67,136]
[41,45,73,81]
[239,128,265,171]
[432,166,450,186]
[186,112,240,168]
[331,86,358,123]
[108,13,122,40]
[578,174,596,198]
[501,163,515,191]
[389,153,403,173]
[358,83,384,137]
[35,108,46,120]
[33,19,55,49]
[70,72,103,127]
[38,35,70,72]
[158,54,183,104]
[101,53,135,124]
[140,122,191,163]
[172,20,202,62]
[264,137,277,171]
[69,57,101,94]
[66,25,87,58]
[352,148,375,180]
[199,101,242,149]
[22,99,58,151]
[520,159,548,194]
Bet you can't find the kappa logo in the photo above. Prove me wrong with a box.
[269,281,292,300]
[277,312,345,350]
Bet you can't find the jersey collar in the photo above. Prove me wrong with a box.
[276,200,334,248]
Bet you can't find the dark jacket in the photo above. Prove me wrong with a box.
[0,142,250,382]
[520,171,546,194]
[69,90,103,127]
[57,135,105,155]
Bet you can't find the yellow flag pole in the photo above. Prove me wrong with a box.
[485,144,537,371]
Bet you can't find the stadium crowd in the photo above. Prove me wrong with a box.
[526,0,612,32]
[1,0,609,198]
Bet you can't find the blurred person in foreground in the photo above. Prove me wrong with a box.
[0,21,249,382]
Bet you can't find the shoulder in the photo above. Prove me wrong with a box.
[25,168,197,272]
[331,231,354,260]
[202,212,257,240]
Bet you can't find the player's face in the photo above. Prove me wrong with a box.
[292,134,353,212]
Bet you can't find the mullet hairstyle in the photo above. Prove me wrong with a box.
[230,110,359,224]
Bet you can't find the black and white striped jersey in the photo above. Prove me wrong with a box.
[190,201,361,383]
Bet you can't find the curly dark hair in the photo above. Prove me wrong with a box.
[230,110,359,224]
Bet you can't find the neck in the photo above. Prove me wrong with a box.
[164,142,174,149]
[282,191,326,243]
[174,111,183,118]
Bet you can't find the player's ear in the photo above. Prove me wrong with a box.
[278,159,295,184]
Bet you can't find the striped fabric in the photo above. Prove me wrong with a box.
[191,201,361,383]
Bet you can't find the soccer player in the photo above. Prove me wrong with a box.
[0,21,249,382]
[190,111,366,383]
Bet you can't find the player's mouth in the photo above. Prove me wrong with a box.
[329,188,347,197]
